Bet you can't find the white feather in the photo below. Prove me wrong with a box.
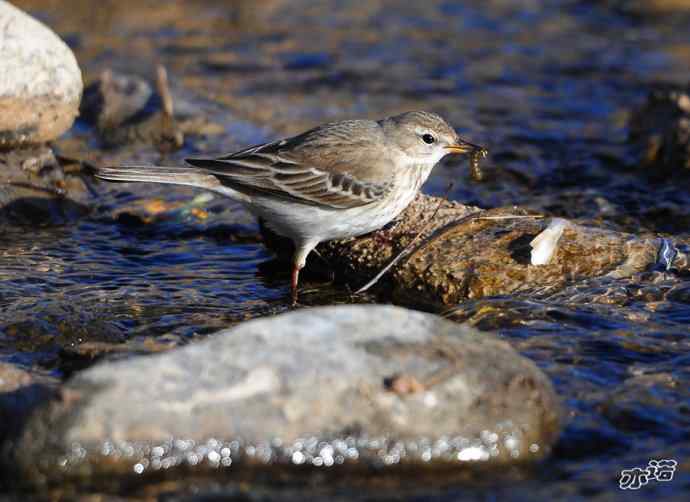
[530,218,569,266]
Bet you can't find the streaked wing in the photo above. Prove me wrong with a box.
[185,128,393,209]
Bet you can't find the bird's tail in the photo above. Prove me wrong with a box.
[96,165,223,191]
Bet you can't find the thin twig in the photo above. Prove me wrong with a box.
[355,183,454,294]
[475,214,544,220]
[55,155,99,175]
[156,64,184,152]
[157,65,174,118]
[1,181,65,197]
[355,209,544,295]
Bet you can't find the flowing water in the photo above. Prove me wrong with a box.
[2,0,690,499]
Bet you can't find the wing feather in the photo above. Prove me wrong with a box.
[185,134,393,209]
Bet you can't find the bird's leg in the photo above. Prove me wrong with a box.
[290,240,319,306]
[290,265,301,305]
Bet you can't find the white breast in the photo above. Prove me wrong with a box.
[247,162,435,245]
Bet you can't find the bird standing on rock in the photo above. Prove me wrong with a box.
[97,111,485,303]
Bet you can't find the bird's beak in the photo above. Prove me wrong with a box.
[444,139,487,156]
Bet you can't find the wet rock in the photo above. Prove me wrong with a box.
[599,372,690,436]
[79,67,183,151]
[0,147,91,224]
[57,338,180,379]
[630,85,690,176]
[111,193,215,226]
[268,195,684,309]
[0,363,57,446]
[8,305,560,486]
[282,52,333,71]
[600,0,690,16]
[0,1,82,147]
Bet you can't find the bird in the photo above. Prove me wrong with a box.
[96,111,484,303]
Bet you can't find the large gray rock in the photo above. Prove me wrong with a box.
[0,1,82,146]
[9,305,561,486]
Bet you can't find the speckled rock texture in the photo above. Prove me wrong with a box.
[269,195,681,309]
[7,305,560,486]
[0,0,82,146]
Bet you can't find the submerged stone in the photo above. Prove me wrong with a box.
[6,305,560,486]
[0,1,82,147]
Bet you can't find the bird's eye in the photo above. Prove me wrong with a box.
[421,133,436,144]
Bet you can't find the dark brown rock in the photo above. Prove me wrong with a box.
[0,147,91,224]
[0,363,58,445]
[630,85,690,176]
[79,68,183,152]
[268,195,681,309]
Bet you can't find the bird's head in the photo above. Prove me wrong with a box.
[381,111,485,165]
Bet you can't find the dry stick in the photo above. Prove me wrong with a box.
[476,214,544,221]
[157,65,174,118]
[55,155,98,175]
[2,181,65,197]
[156,64,183,152]
[355,208,544,294]
[355,183,455,294]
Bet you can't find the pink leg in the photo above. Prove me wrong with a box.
[291,265,300,305]
[290,240,318,306]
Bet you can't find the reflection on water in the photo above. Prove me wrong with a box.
[0,186,279,370]
[3,0,690,498]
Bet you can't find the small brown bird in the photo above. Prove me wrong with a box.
[97,111,484,302]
